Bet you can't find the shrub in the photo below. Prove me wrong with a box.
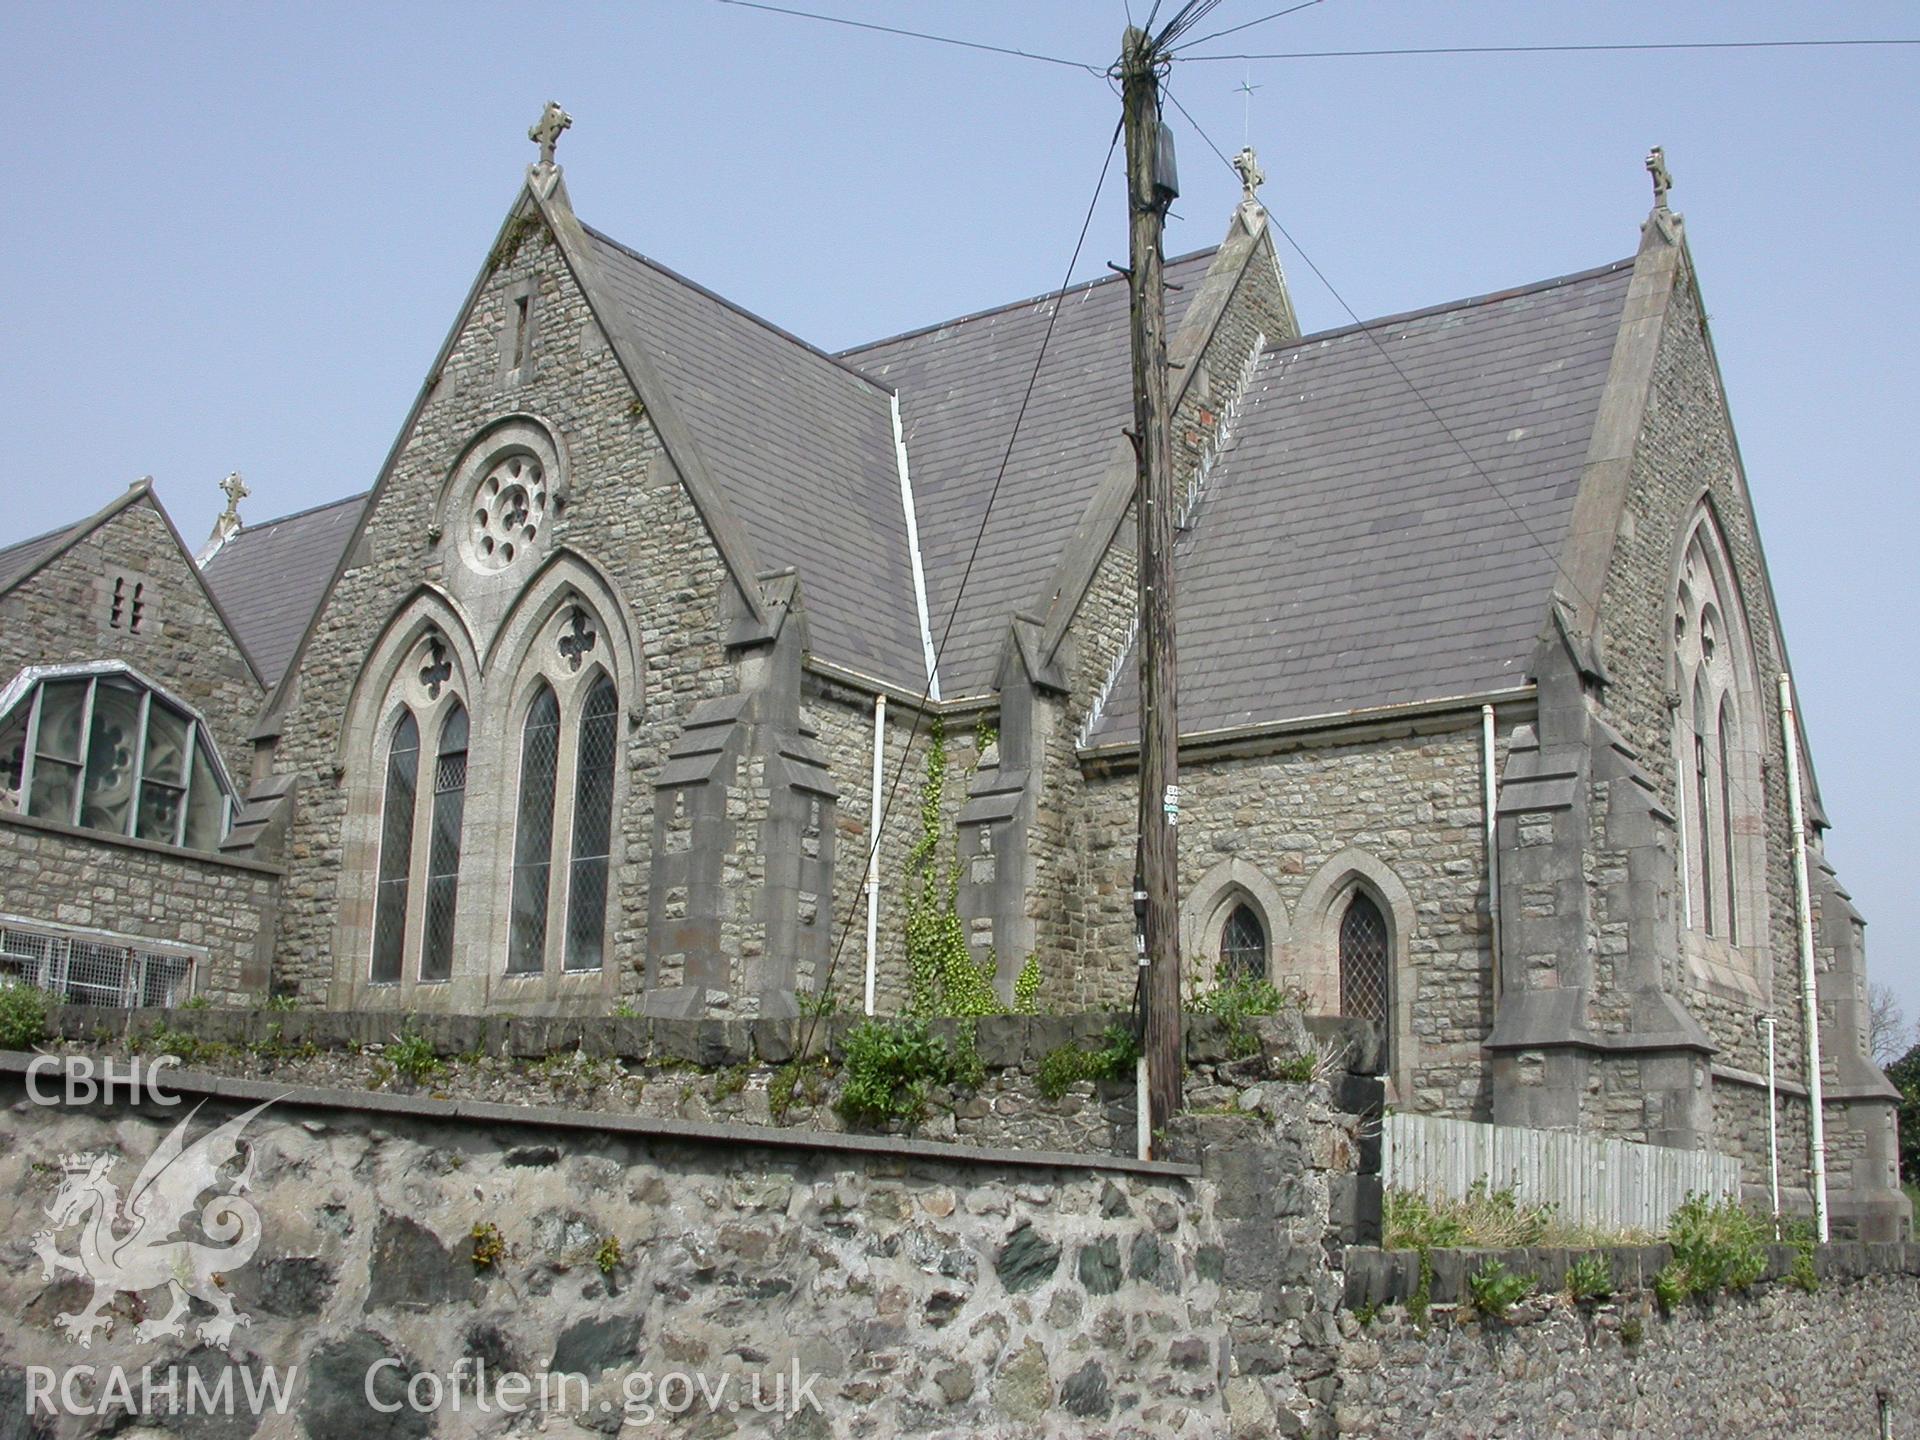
[470,1221,506,1268]
[386,1025,443,1084]
[1036,1025,1140,1101]
[1665,1194,1768,1296]
[595,1235,624,1275]
[1652,1261,1690,1311]
[1466,1258,1536,1318]
[834,1019,980,1130]
[1188,973,1298,1057]
[1566,1252,1614,1302]
[0,980,50,1051]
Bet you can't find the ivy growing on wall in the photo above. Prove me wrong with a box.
[904,719,1002,1018]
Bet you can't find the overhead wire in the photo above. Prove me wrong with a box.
[710,0,1106,74]
[1172,0,1325,52]
[801,119,1126,1053]
[1177,37,1920,62]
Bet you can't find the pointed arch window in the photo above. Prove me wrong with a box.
[508,684,561,975]
[565,675,617,972]
[419,702,468,982]
[1339,891,1389,1024]
[1673,515,1763,949]
[1219,902,1268,981]
[370,709,419,985]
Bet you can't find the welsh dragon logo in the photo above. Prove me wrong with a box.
[32,1099,274,1351]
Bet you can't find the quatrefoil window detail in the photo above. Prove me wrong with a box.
[418,635,453,699]
[557,605,598,671]
[470,452,548,571]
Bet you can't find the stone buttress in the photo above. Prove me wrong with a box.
[645,571,836,1017]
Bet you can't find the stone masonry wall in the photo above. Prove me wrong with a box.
[269,212,736,1004]
[1080,721,1507,1117]
[1336,1249,1920,1437]
[0,816,278,1002]
[0,1024,1365,1439]
[0,492,262,779]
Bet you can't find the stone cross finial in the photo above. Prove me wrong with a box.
[530,102,572,167]
[1646,146,1673,211]
[217,471,249,524]
[1231,146,1266,204]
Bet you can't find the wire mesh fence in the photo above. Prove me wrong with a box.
[0,916,197,1008]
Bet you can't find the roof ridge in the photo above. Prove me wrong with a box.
[1272,258,1635,355]
[217,489,369,540]
[578,222,896,400]
[838,245,1220,359]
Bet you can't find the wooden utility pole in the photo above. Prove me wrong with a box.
[1120,25,1183,1142]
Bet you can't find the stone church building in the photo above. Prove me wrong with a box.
[0,125,1902,1236]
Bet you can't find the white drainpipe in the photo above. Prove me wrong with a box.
[1778,672,1828,1241]
[1481,703,1502,1022]
[864,695,887,1017]
[1760,1014,1781,1230]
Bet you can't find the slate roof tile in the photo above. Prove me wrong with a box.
[201,493,368,688]
[579,227,927,688]
[1092,259,1634,741]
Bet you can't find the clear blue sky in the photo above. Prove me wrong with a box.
[3,3,1915,1026]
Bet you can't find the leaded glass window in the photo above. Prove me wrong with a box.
[370,709,419,985]
[1220,902,1267,981]
[508,684,560,975]
[419,702,468,982]
[1717,697,1737,946]
[0,666,232,851]
[565,676,617,972]
[1339,891,1389,1024]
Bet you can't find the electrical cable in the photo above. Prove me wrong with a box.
[1177,37,1920,62]
[711,0,1106,74]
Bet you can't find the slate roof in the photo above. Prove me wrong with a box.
[579,226,928,687]
[201,493,368,688]
[1092,259,1635,743]
[842,251,1215,696]
[0,516,91,594]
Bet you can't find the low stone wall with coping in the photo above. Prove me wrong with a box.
[1336,1242,1920,1436]
[28,1003,1381,1167]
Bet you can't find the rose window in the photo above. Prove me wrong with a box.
[471,453,548,570]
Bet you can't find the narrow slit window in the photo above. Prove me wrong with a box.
[370,709,419,984]
[564,676,617,972]
[511,293,532,369]
[419,702,468,982]
[508,684,560,974]
[1717,697,1738,946]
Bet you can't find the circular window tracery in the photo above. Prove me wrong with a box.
[470,452,548,570]
[443,417,567,578]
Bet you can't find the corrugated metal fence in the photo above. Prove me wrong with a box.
[1382,1112,1741,1232]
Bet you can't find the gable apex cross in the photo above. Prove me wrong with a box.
[1232,146,1266,204]
[530,102,572,168]
[1646,145,1673,211]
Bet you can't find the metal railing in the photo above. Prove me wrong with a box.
[0,914,198,1008]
